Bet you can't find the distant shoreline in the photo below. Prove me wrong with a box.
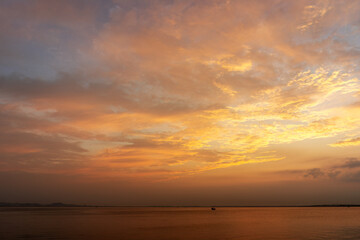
[1,202,360,208]
[0,202,96,207]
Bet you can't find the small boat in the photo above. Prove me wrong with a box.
[211,207,216,210]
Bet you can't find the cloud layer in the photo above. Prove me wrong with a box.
[1,1,360,203]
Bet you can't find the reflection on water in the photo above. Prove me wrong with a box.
[1,207,360,240]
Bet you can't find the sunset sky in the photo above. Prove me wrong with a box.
[1,0,360,206]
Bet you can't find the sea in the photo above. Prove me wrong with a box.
[1,207,360,239]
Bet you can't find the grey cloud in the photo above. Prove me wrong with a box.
[339,158,360,169]
[304,168,324,179]
[276,158,360,181]
[341,171,360,183]
[279,168,341,180]
[275,169,305,175]
[327,170,341,179]
[0,73,224,117]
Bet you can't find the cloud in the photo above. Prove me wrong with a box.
[339,158,360,169]
[330,137,360,147]
[1,0,360,182]
[273,157,360,182]
[304,168,324,179]
[0,0,114,79]
[0,104,88,172]
[341,171,360,182]
[297,1,332,31]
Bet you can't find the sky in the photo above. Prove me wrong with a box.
[1,0,360,206]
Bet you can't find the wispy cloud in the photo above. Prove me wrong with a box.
[330,137,360,147]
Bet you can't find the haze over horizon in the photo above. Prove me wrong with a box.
[1,0,360,206]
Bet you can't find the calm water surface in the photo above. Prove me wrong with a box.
[0,207,360,240]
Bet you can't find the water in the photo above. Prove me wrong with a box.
[1,207,360,240]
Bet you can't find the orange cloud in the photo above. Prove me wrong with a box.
[1,0,360,184]
[330,137,360,147]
